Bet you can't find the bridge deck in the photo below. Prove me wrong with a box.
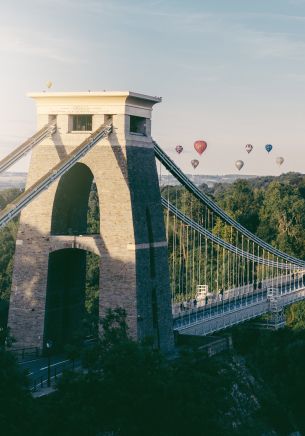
[175,281,305,336]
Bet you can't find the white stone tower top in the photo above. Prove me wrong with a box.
[27,91,161,112]
[27,91,162,140]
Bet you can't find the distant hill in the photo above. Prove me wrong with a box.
[160,173,258,187]
[0,172,27,190]
[1,172,259,190]
[3,171,304,191]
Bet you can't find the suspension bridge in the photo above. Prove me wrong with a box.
[2,91,304,353]
[156,144,305,336]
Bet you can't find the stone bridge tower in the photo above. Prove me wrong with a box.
[8,91,174,352]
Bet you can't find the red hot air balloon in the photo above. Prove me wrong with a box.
[191,159,199,169]
[175,145,183,154]
[194,140,207,155]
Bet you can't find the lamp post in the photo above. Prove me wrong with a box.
[46,340,53,388]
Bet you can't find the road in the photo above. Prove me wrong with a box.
[18,353,75,389]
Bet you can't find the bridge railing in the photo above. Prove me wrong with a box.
[172,271,305,316]
[9,346,41,362]
[30,358,78,393]
[172,274,305,323]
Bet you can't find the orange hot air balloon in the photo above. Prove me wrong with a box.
[194,140,207,155]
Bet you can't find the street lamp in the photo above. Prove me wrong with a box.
[46,340,53,388]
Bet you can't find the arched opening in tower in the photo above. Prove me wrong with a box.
[43,248,100,350]
[51,162,100,235]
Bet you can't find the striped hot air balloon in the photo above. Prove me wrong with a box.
[191,159,199,169]
[245,144,253,154]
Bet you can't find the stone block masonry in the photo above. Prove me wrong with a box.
[8,92,174,352]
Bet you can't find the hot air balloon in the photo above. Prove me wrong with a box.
[191,159,199,169]
[276,157,284,166]
[46,80,53,89]
[235,160,244,171]
[175,145,183,154]
[245,144,253,154]
[194,140,207,155]
[265,144,273,153]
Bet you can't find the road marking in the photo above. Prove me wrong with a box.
[35,365,81,387]
[18,359,41,365]
[40,359,69,371]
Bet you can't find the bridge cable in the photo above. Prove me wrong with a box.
[0,121,56,175]
[154,140,305,267]
[0,122,112,230]
[161,197,300,270]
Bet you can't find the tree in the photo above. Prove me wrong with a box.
[0,189,20,333]
[257,181,305,258]
[215,180,259,233]
[0,349,36,435]
[36,310,257,436]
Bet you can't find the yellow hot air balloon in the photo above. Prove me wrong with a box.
[46,81,53,89]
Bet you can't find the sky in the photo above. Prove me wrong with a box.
[1,0,305,175]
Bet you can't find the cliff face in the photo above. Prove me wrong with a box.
[220,325,305,436]
[222,354,280,435]
[177,327,301,435]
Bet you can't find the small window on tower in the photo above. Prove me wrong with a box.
[72,115,92,131]
[130,116,147,135]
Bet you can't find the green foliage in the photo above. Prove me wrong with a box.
[3,175,305,433]
[164,174,305,303]
[257,181,305,257]
[36,310,241,436]
[286,301,305,330]
[87,182,99,234]
[215,180,260,233]
[83,252,99,338]
[0,189,19,333]
[233,326,305,433]
[213,174,305,259]
[0,348,36,435]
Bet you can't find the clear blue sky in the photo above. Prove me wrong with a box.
[1,0,305,175]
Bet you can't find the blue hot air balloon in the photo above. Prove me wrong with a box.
[265,144,273,153]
